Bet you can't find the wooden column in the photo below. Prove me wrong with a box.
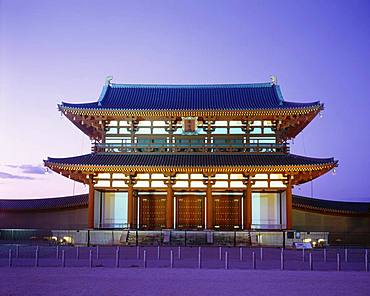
[206,178,214,230]
[286,176,293,229]
[129,118,138,152]
[243,177,252,230]
[88,174,94,229]
[125,175,137,229]
[206,118,215,152]
[127,182,134,229]
[166,179,174,229]
[165,118,175,152]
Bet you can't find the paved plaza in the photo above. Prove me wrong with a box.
[1,267,370,296]
[1,245,369,295]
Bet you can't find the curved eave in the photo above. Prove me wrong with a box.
[59,104,322,118]
[284,107,322,139]
[44,160,337,182]
[0,194,88,212]
[293,203,370,217]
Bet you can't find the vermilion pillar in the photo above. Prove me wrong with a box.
[286,177,293,229]
[206,179,214,229]
[127,182,134,229]
[166,181,174,229]
[243,178,252,230]
[88,175,94,229]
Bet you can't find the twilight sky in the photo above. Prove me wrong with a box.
[0,0,369,201]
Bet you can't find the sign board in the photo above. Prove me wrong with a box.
[294,242,312,249]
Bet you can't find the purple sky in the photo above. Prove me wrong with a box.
[1,0,369,201]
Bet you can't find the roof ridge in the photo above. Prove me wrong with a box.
[109,83,273,88]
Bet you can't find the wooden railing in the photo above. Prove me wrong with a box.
[92,141,289,154]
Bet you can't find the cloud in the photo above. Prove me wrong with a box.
[0,172,34,180]
[6,164,48,175]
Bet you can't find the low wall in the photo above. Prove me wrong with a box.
[0,207,88,229]
[0,229,333,247]
[293,209,370,232]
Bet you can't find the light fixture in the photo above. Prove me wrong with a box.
[332,168,336,175]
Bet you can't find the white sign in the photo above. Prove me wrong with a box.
[294,242,312,249]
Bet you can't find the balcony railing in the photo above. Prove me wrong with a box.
[92,141,289,154]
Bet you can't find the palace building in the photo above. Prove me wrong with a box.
[44,78,337,231]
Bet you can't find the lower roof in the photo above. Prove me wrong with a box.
[45,153,336,171]
[1,194,368,216]
[0,194,87,211]
[293,195,370,216]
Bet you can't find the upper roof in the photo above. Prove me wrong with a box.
[61,83,321,111]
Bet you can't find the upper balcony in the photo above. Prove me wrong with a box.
[92,134,289,154]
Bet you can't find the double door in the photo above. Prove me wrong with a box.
[176,194,205,229]
[213,195,242,230]
[139,194,166,229]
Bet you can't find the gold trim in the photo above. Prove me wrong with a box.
[60,105,322,118]
[45,162,336,174]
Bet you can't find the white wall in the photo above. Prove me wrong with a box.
[96,192,128,228]
[252,192,282,229]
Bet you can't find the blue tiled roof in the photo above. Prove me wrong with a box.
[293,195,370,215]
[45,153,336,167]
[0,194,88,211]
[61,83,320,111]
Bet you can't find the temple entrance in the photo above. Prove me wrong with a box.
[213,194,242,230]
[176,193,205,229]
[139,193,166,229]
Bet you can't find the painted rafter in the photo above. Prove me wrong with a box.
[60,105,322,141]
[45,162,336,186]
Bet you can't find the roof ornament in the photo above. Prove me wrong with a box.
[270,75,278,85]
[270,75,284,106]
[98,76,113,106]
[105,75,113,85]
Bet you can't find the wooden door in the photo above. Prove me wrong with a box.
[140,194,166,229]
[176,195,204,229]
[214,195,242,230]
